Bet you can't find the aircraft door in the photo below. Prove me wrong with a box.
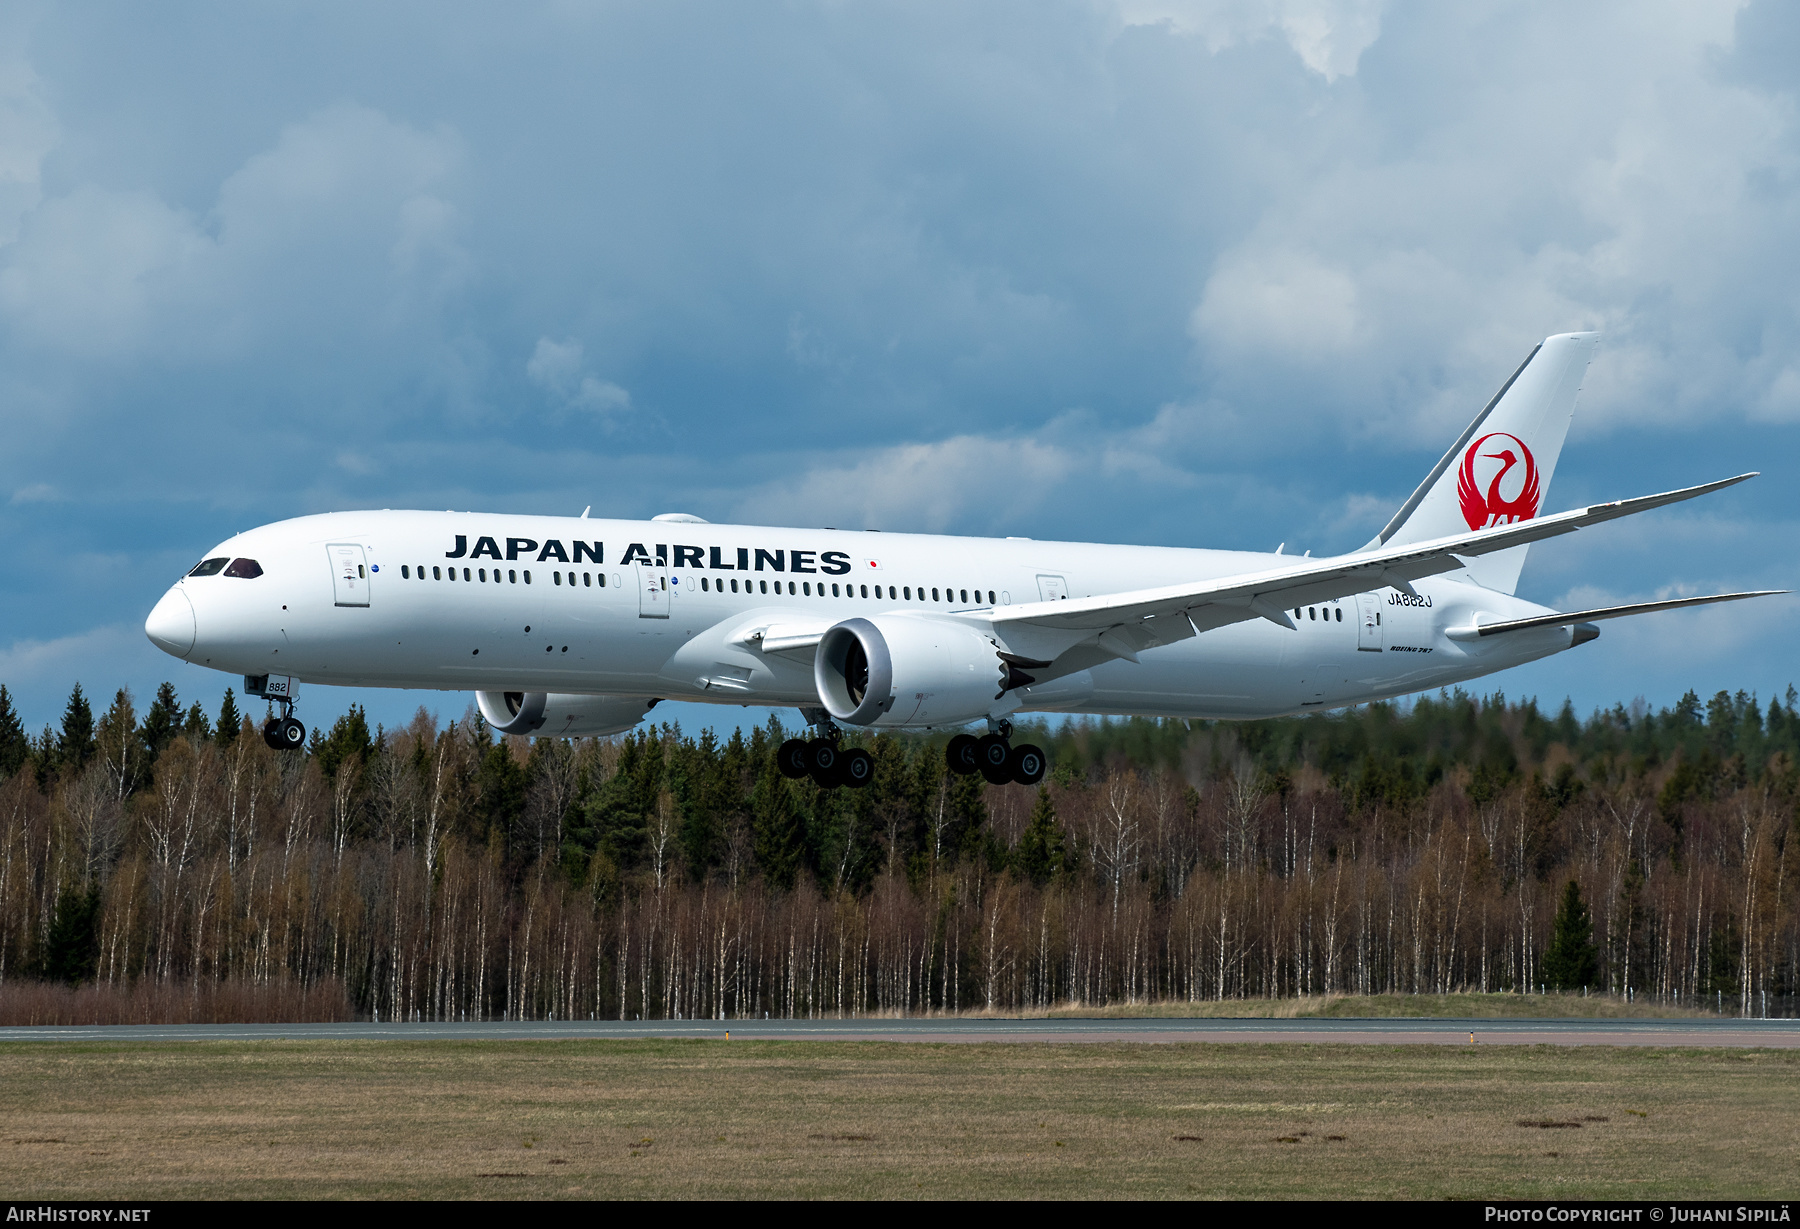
[328,543,371,607]
[1356,594,1382,652]
[637,562,669,618]
[1036,574,1069,602]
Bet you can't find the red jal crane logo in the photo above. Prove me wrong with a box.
[1457,432,1540,531]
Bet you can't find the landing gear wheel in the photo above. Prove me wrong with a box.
[839,747,875,789]
[275,716,306,750]
[976,734,1012,783]
[1009,743,1047,786]
[946,733,980,776]
[262,718,284,750]
[777,738,811,779]
[806,738,840,782]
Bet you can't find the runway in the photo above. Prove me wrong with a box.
[1,1016,1795,1046]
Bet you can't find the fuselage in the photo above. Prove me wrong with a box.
[143,509,1585,723]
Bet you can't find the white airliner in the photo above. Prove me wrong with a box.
[145,332,1778,788]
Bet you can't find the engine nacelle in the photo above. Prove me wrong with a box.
[815,614,1008,729]
[477,691,659,737]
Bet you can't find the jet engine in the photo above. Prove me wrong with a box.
[814,614,1009,729]
[477,691,659,737]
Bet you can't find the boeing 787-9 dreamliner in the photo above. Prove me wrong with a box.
[145,333,1780,789]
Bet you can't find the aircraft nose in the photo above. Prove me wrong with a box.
[145,587,196,659]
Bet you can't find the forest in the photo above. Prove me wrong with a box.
[0,675,1795,1021]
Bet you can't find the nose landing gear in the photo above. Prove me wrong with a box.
[946,720,1046,786]
[261,701,306,751]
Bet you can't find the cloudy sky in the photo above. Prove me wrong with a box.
[1,0,1796,736]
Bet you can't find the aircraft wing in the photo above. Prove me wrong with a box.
[986,473,1757,666]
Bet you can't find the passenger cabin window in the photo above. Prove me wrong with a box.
[188,557,228,577]
[434,567,442,580]
[223,558,263,579]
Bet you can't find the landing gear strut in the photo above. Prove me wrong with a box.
[261,700,306,751]
[947,719,1046,786]
[777,709,874,790]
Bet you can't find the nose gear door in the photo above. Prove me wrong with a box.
[328,543,370,607]
[637,562,669,618]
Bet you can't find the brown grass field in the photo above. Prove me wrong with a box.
[0,1039,1795,1199]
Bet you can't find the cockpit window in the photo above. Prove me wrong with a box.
[187,557,229,577]
[223,558,264,579]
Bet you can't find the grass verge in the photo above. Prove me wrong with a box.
[1037,992,1712,1020]
[0,1039,1792,1198]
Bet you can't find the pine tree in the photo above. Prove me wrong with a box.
[95,688,144,801]
[30,725,57,789]
[1543,879,1599,991]
[0,685,28,778]
[751,749,805,890]
[56,684,97,774]
[1014,787,1067,885]
[475,740,527,850]
[140,682,182,759]
[182,702,210,740]
[214,688,242,747]
[39,886,101,984]
[316,706,375,780]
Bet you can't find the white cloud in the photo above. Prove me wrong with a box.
[1169,4,1800,446]
[526,337,632,415]
[1116,0,1387,81]
[0,50,57,245]
[0,624,142,692]
[0,103,466,362]
[0,186,207,356]
[732,435,1080,532]
[1192,248,1362,356]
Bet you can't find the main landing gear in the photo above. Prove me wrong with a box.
[946,720,1047,786]
[777,710,875,790]
[261,701,307,751]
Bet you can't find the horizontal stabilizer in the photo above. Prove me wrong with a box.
[1448,590,1787,640]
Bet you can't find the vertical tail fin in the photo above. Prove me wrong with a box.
[1365,331,1599,594]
